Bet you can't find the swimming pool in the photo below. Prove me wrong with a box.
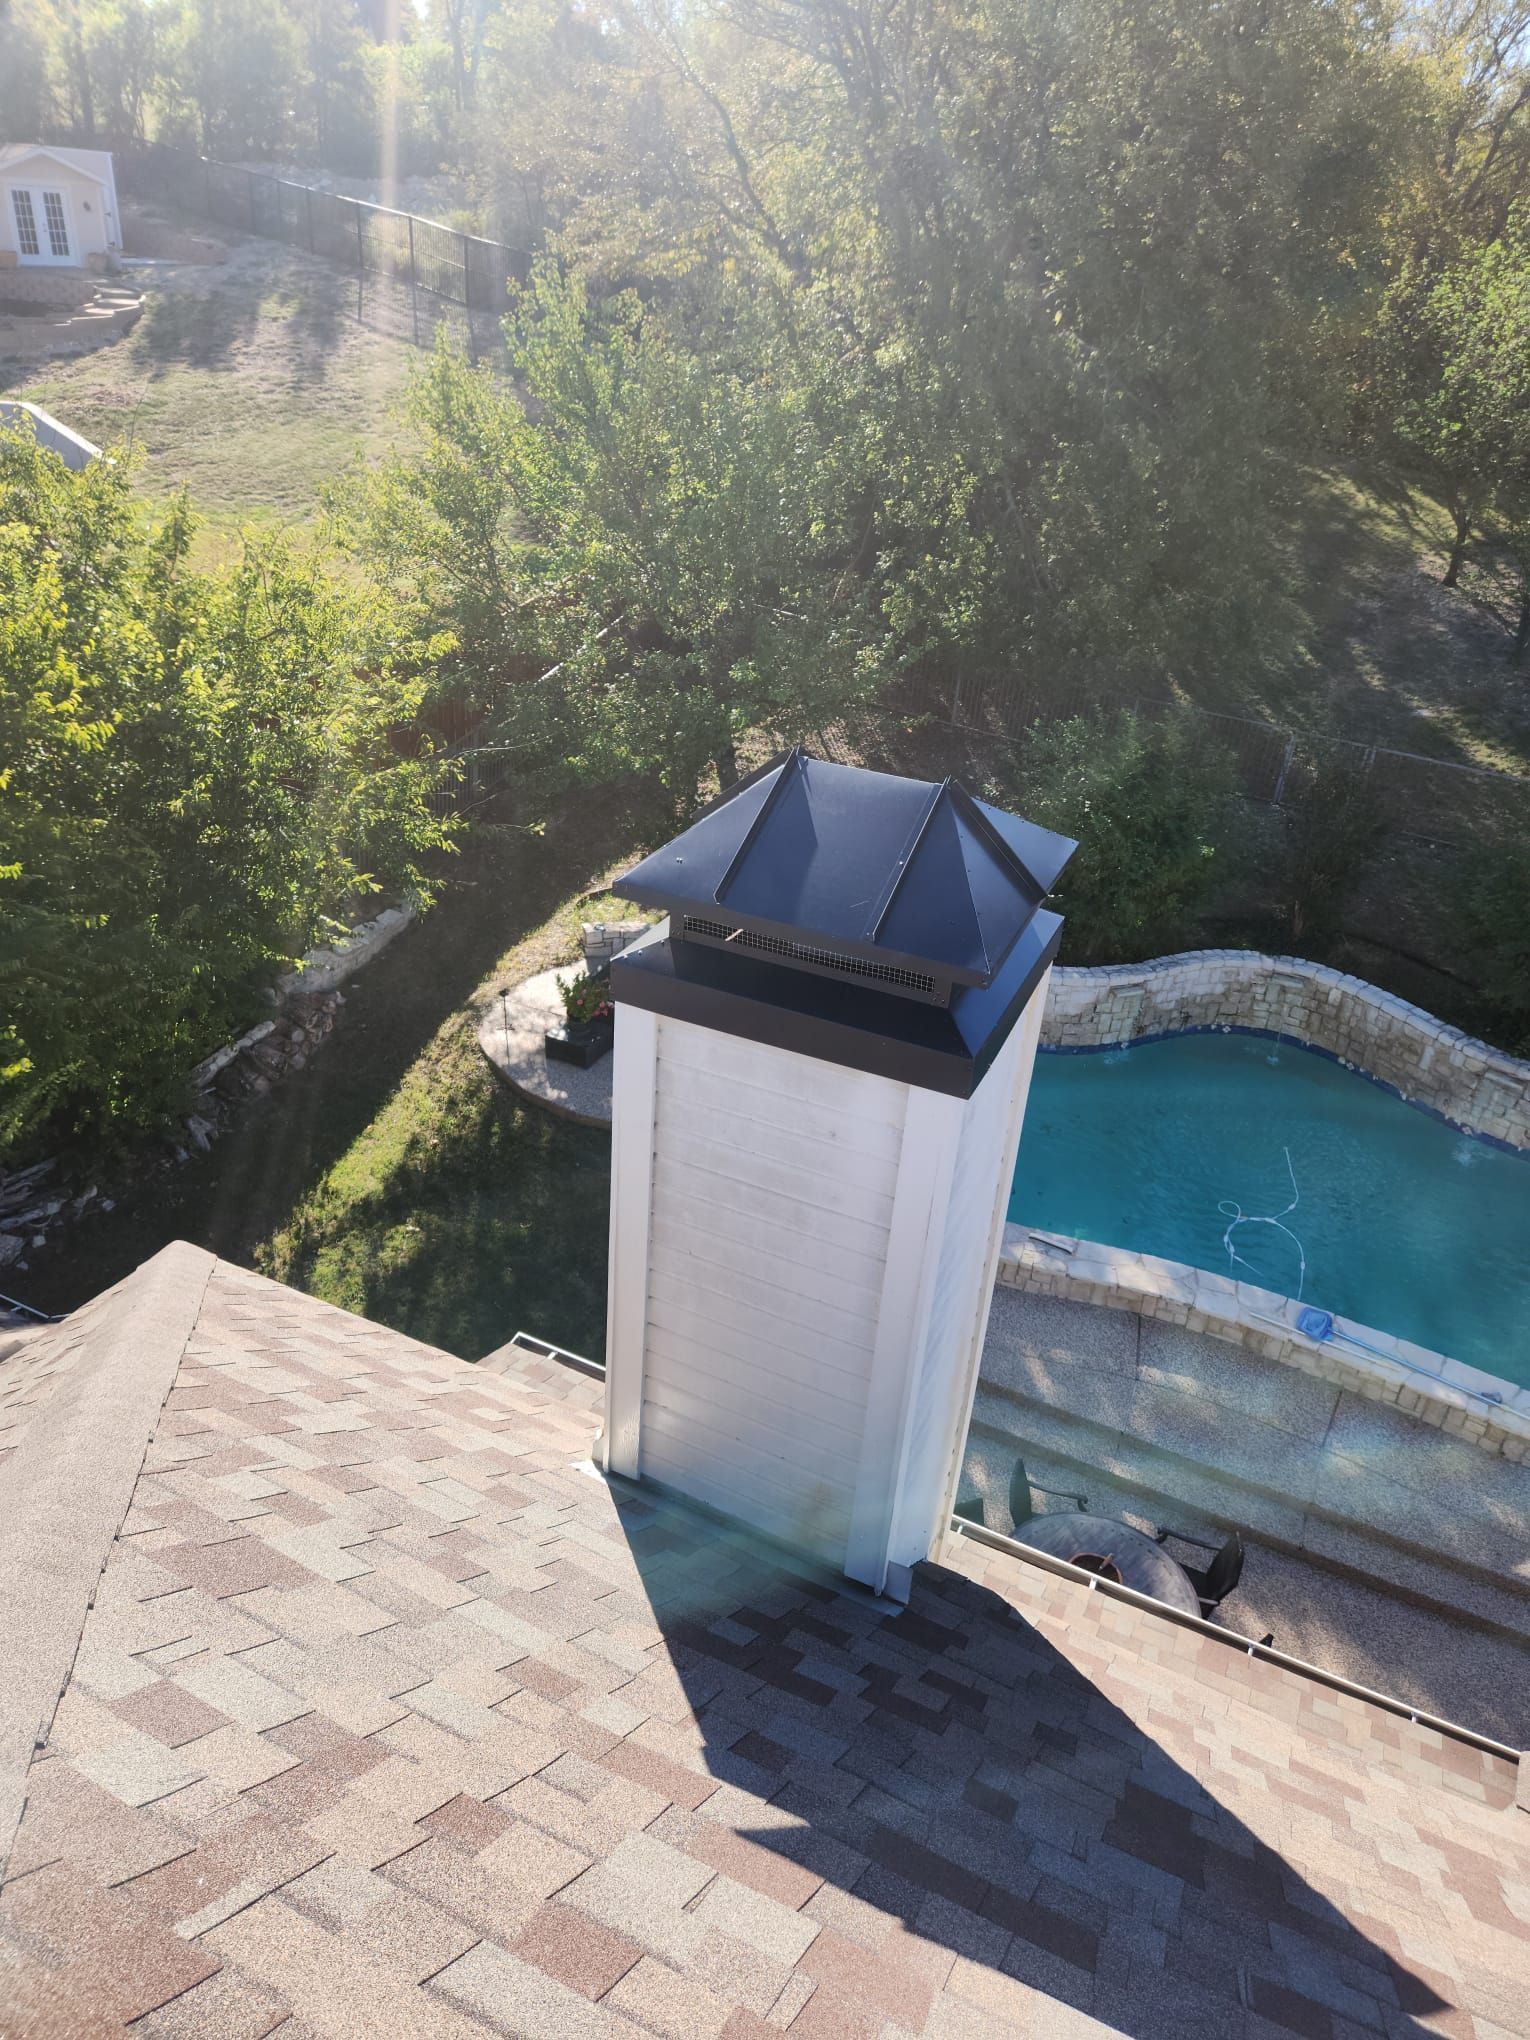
[1009,1032,1530,1386]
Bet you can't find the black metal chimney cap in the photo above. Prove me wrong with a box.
[614,748,1075,990]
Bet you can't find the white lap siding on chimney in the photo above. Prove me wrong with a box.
[605,991,1044,1587]
[886,977,1048,1571]
[634,1013,904,1561]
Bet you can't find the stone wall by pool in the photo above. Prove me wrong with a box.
[1042,951,1530,1151]
[996,1225,1530,1462]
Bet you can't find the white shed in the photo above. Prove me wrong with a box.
[601,748,1075,1598]
[0,146,122,270]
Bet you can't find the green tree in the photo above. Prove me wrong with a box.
[1453,820,1530,1047]
[1008,710,1236,961]
[346,274,887,803]
[580,0,1419,698]
[1402,1,1530,239]
[160,0,305,156]
[1372,220,1530,585]
[83,0,161,142]
[0,0,60,141]
[0,429,454,1156]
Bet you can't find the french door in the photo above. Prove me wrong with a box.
[9,185,74,265]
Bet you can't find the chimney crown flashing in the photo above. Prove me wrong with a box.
[614,748,1075,997]
[610,906,1063,1097]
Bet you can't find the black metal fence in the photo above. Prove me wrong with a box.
[1143,704,1530,848]
[114,144,532,327]
[912,659,1527,851]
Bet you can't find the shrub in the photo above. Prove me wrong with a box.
[1452,823,1530,1051]
[0,430,455,1157]
[558,971,613,1027]
[1276,748,1388,949]
[1013,710,1237,962]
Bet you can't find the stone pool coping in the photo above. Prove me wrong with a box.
[1042,950,1530,1151]
[483,945,1530,1152]
[998,1224,1530,1462]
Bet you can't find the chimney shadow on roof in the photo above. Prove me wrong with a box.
[609,1482,1459,2040]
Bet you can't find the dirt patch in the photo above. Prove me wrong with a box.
[120,201,228,264]
[0,232,429,548]
[1262,467,1530,777]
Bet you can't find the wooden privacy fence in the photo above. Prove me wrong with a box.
[115,144,532,326]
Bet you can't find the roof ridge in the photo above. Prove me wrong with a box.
[0,1239,216,1880]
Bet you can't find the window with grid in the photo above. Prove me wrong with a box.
[42,190,69,257]
[10,189,39,256]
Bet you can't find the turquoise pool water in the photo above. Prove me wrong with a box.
[1009,1032,1530,1386]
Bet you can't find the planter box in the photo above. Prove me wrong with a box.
[545,1018,614,1069]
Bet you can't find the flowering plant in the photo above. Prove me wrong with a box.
[558,970,613,1026]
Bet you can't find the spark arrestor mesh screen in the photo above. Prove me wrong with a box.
[681,917,947,1005]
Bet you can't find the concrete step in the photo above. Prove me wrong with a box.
[2,289,144,359]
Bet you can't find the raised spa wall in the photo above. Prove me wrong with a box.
[1040,950,1530,1151]
[998,951,1530,1462]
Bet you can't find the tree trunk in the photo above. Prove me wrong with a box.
[71,30,96,139]
[1442,510,1471,588]
[1514,579,1530,663]
[448,4,467,111]
[714,740,740,790]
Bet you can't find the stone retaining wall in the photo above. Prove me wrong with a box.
[997,1226,1530,1461]
[581,920,651,970]
[3,904,415,1278]
[1043,951,1530,1150]
[0,267,97,309]
[276,902,415,998]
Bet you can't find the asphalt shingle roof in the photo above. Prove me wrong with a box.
[0,1243,1526,2038]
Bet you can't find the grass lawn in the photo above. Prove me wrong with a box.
[1249,465,1530,777]
[257,879,629,1364]
[31,802,649,1361]
[2,235,418,555]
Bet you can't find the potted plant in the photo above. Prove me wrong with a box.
[545,967,615,1068]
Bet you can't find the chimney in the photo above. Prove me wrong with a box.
[601,748,1075,1597]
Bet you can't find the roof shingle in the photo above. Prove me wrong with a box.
[0,1245,1526,2037]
